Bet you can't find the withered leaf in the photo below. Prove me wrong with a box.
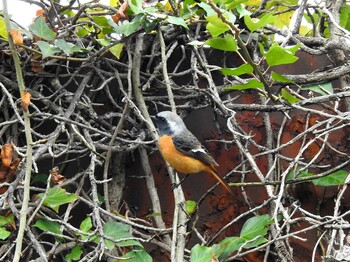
[50,167,66,184]
[112,1,128,24]
[9,29,23,46]
[1,144,13,168]
[21,91,32,112]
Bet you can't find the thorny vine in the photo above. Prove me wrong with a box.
[1,0,350,261]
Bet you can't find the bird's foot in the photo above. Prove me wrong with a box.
[171,183,179,190]
[170,174,189,190]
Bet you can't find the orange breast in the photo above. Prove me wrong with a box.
[158,135,208,174]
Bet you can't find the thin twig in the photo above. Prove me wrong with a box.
[2,1,35,261]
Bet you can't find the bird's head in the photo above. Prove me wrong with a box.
[154,111,186,136]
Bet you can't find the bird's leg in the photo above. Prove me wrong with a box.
[171,174,189,190]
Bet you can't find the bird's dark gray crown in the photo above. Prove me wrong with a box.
[155,111,186,136]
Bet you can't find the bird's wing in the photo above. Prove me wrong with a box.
[173,132,219,167]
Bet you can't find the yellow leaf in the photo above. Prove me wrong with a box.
[110,0,119,7]
[0,19,8,40]
[109,43,124,59]
[299,25,313,36]
[162,0,174,13]
[246,0,261,6]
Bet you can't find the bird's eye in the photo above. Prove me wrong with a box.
[156,116,165,122]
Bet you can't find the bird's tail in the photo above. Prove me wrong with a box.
[206,166,233,194]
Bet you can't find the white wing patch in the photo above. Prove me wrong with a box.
[191,148,207,154]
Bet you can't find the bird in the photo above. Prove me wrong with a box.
[154,111,232,194]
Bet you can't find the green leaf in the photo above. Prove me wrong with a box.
[76,26,91,37]
[109,15,143,36]
[142,17,158,32]
[0,227,10,240]
[286,44,300,54]
[244,13,275,32]
[313,170,349,186]
[198,2,216,16]
[54,39,85,56]
[206,14,230,37]
[182,1,198,19]
[98,193,104,204]
[32,173,49,185]
[80,217,93,232]
[29,15,56,41]
[240,214,271,241]
[109,43,124,59]
[0,18,8,40]
[289,171,349,186]
[222,64,254,76]
[78,216,95,241]
[34,219,61,234]
[225,79,264,90]
[302,82,333,95]
[104,239,115,250]
[190,244,212,262]
[281,89,300,104]
[128,0,144,14]
[65,246,83,262]
[264,43,300,67]
[235,3,251,17]
[185,200,197,215]
[0,214,14,227]
[97,38,111,46]
[167,16,189,29]
[36,41,61,58]
[271,71,294,83]
[212,237,244,260]
[38,188,78,212]
[144,7,158,14]
[225,0,248,10]
[121,246,152,262]
[205,34,237,51]
[92,16,110,27]
[258,42,266,56]
[103,221,142,250]
[241,235,268,249]
[340,4,350,30]
[61,9,76,17]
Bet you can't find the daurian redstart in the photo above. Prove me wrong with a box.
[155,111,232,193]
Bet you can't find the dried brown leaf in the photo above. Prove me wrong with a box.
[9,29,23,46]
[112,1,129,23]
[21,91,32,112]
[1,144,13,168]
[50,167,66,184]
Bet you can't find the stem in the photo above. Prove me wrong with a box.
[158,26,177,113]
[131,34,172,247]
[2,1,34,261]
